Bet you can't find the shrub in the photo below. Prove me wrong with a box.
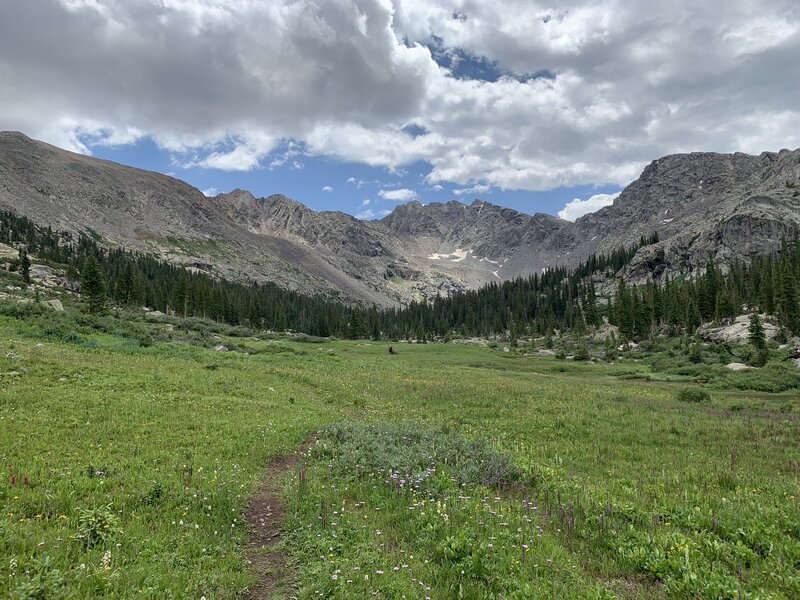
[314,422,520,490]
[676,387,711,403]
[77,504,121,547]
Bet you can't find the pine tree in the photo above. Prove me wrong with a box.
[81,253,107,313]
[688,340,702,364]
[19,248,31,284]
[778,263,800,332]
[583,283,600,327]
[748,313,766,350]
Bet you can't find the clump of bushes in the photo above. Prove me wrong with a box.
[676,387,711,403]
[313,422,520,490]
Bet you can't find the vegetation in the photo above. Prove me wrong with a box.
[3,209,800,342]
[1,208,799,596]
[80,253,108,314]
[0,303,798,598]
[675,387,711,403]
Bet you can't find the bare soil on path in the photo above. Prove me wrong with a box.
[245,436,315,599]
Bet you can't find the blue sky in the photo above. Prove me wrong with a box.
[2,1,797,223]
[85,135,621,220]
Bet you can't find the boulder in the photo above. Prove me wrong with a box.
[593,322,619,342]
[0,243,17,259]
[44,299,64,312]
[697,314,779,345]
[725,362,751,371]
[214,345,229,352]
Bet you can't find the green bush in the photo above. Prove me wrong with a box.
[314,422,520,490]
[676,387,711,403]
[574,343,590,361]
[77,504,121,547]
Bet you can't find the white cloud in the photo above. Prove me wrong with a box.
[322,185,334,193]
[360,198,371,207]
[454,183,491,196]
[355,208,391,220]
[201,187,218,197]
[378,188,418,201]
[558,192,619,221]
[1,1,798,192]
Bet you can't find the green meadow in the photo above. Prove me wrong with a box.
[1,311,798,598]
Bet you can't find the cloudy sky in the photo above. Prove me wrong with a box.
[1,1,798,220]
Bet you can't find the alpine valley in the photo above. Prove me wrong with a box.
[1,130,799,306]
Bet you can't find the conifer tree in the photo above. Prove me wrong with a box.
[748,313,769,366]
[81,253,107,313]
[748,313,766,350]
[19,248,31,284]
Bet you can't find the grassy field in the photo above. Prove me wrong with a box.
[1,311,798,598]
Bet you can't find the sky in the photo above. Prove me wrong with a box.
[1,1,799,222]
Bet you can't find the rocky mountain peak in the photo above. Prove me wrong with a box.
[1,132,799,307]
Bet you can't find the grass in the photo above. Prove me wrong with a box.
[161,236,232,258]
[0,308,798,598]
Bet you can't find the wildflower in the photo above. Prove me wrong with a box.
[101,549,112,571]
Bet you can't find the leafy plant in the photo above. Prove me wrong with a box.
[676,387,711,403]
[77,504,121,547]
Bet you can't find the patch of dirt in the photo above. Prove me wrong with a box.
[601,575,665,599]
[245,435,315,599]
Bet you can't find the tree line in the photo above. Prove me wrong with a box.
[1,209,798,340]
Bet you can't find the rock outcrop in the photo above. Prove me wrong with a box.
[697,314,780,344]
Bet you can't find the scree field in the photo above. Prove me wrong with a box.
[1,316,798,599]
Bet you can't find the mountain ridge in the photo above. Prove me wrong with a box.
[1,131,799,305]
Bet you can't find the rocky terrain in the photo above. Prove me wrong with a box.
[1,131,799,306]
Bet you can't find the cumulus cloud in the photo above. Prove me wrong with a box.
[201,187,218,197]
[322,185,334,193]
[454,183,492,196]
[355,208,392,220]
[378,188,418,201]
[558,192,619,221]
[0,1,798,191]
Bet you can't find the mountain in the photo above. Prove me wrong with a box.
[1,130,799,306]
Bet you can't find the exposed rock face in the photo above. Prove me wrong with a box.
[0,243,17,258]
[1,131,799,306]
[601,151,800,283]
[725,363,751,371]
[697,314,780,344]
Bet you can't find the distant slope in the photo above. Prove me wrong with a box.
[1,131,799,305]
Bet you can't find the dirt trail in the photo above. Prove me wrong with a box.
[245,436,315,599]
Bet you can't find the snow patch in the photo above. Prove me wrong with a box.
[428,248,471,262]
[662,217,674,223]
[450,248,468,262]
